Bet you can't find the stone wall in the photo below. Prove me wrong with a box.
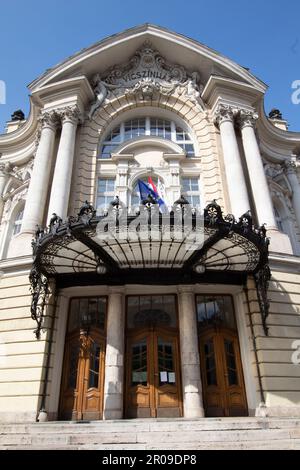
[245,271,300,416]
[0,271,54,422]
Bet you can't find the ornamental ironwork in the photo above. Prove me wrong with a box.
[29,199,271,338]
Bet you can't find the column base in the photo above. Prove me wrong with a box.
[183,392,205,418]
[268,229,293,255]
[6,232,33,258]
[103,393,123,420]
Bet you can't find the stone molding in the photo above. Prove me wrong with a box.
[56,105,82,125]
[213,104,237,127]
[238,109,259,129]
[87,42,205,119]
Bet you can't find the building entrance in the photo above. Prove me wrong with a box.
[59,297,107,420]
[125,295,182,418]
[196,295,248,417]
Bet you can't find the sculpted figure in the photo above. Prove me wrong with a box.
[88,75,120,120]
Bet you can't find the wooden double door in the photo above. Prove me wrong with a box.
[125,327,182,418]
[59,328,106,420]
[199,328,248,417]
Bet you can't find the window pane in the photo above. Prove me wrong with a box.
[127,295,177,329]
[98,179,106,192]
[191,195,200,207]
[181,178,190,192]
[131,339,147,386]
[196,295,236,330]
[88,342,101,389]
[13,223,22,235]
[15,209,24,221]
[100,144,116,158]
[158,338,175,385]
[124,119,146,140]
[190,178,199,191]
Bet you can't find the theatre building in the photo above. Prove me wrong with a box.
[0,24,300,425]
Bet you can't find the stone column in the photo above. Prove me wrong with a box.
[285,159,300,232]
[103,287,125,420]
[238,110,277,229]
[47,106,80,222]
[178,286,204,418]
[0,164,9,224]
[22,111,59,233]
[214,104,251,217]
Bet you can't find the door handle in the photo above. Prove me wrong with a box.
[154,373,159,376]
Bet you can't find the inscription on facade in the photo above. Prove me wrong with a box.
[88,41,204,119]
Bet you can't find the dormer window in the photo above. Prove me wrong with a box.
[99,117,195,159]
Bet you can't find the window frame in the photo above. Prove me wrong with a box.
[181,176,201,209]
[99,116,196,159]
[96,177,116,213]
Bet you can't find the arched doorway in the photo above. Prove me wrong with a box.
[59,297,107,420]
[196,295,248,417]
[125,295,182,418]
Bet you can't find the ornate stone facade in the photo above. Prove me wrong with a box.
[0,25,300,426]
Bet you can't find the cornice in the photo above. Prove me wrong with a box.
[256,101,300,152]
[0,96,39,151]
[28,24,267,94]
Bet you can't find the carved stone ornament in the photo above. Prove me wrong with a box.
[88,41,204,119]
[238,109,259,129]
[284,157,298,174]
[264,162,284,178]
[0,161,24,184]
[214,104,237,127]
[37,110,60,131]
[57,105,82,124]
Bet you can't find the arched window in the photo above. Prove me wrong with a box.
[99,117,195,158]
[12,207,24,235]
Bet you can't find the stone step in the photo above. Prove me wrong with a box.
[1,417,299,450]
[1,439,300,451]
[1,417,300,434]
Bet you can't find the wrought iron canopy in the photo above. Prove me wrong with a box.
[29,200,271,338]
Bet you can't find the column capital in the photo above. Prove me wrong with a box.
[57,105,82,125]
[38,110,60,131]
[238,109,259,129]
[213,104,237,127]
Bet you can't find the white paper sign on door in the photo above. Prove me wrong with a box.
[160,371,168,382]
[168,372,175,383]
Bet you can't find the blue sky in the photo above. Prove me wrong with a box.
[0,0,299,132]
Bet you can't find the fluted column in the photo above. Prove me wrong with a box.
[285,159,300,232]
[103,287,125,419]
[214,105,250,217]
[47,106,80,222]
[22,111,59,233]
[178,286,204,418]
[238,110,277,229]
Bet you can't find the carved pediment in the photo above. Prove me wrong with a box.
[88,41,204,119]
